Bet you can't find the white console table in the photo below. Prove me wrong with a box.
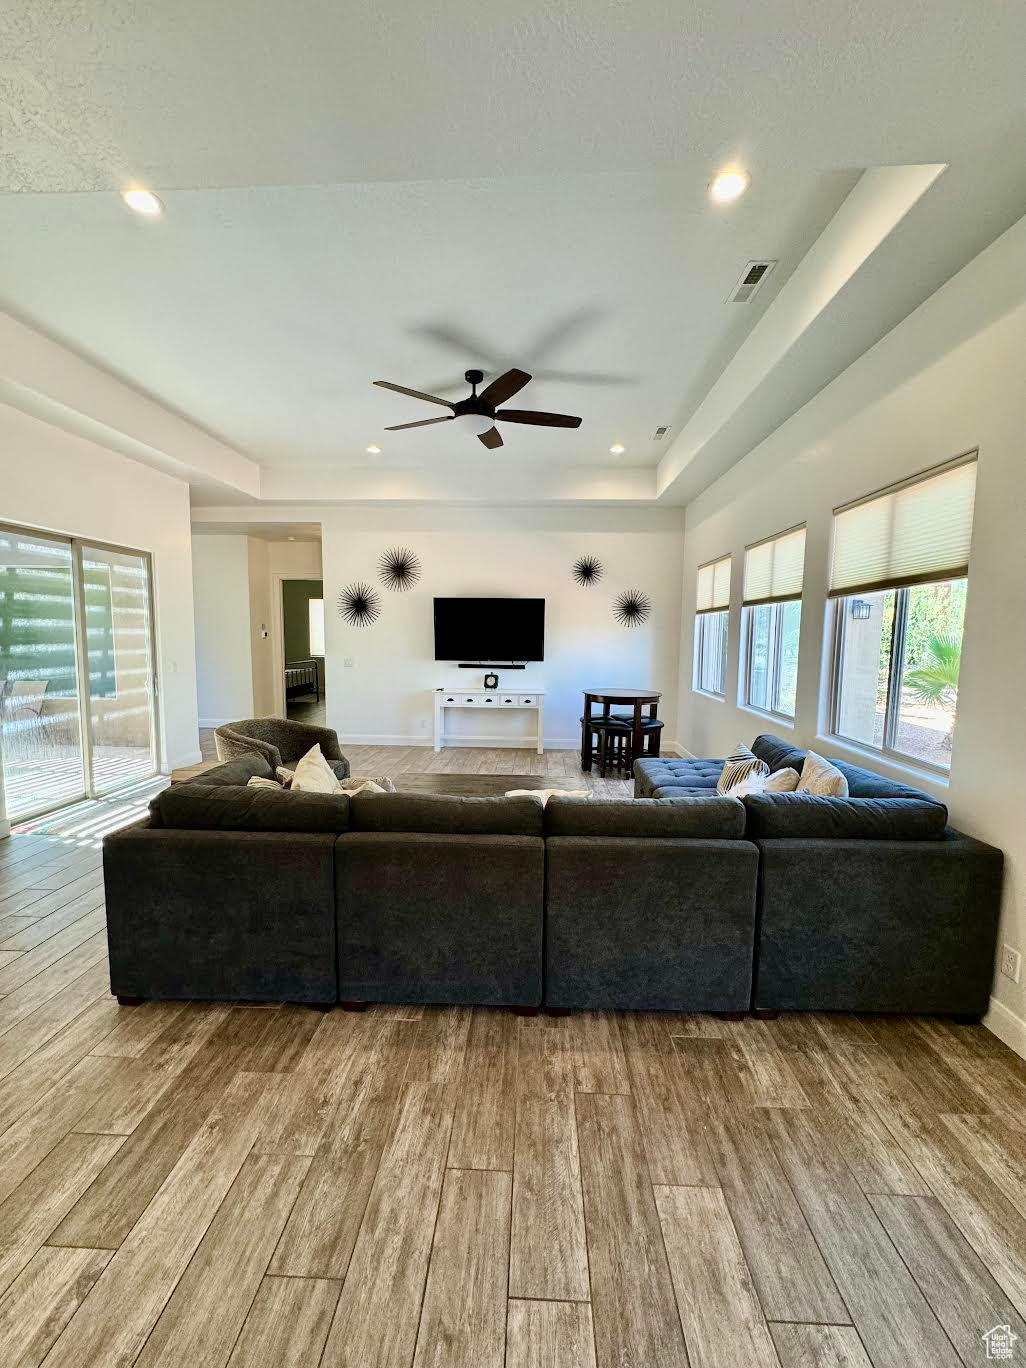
[433,689,545,754]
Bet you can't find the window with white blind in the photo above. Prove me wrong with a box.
[741,526,806,718]
[828,454,976,772]
[693,555,731,697]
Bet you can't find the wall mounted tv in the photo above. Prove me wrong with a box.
[433,597,545,662]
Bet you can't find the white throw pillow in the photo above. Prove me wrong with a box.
[291,744,342,795]
[246,776,282,791]
[797,750,849,798]
[506,788,592,805]
[717,742,770,795]
[730,766,801,799]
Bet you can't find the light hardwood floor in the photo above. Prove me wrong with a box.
[2,747,1026,1368]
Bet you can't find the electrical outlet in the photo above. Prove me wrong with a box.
[343,658,354,668]
[1000,944,1022,984]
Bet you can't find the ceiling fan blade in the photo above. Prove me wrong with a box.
[479,368,532,407]
[495,408,582,428]
[478,426,504,450]
[384,416,454,431]
[373,380,453,409]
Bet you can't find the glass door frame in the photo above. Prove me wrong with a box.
[0,521,160,821]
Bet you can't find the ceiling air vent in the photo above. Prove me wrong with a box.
[652,425,670,440]
[729,259,777,304]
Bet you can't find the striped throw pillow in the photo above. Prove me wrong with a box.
[717,742,770,795]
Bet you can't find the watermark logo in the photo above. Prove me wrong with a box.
[982,1324,1019,1360]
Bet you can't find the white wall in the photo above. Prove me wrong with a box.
[191,535,324,723]
[676,216,1026,1053]
[192,535,256,726]
[0,402,200,771]
[319,506,684,748]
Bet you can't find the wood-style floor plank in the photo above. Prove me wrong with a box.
[655,1183,780,1368]
[133,1151,310,1368]
[0,1246,113,1368]
[226,1276,340,1368]
[575,1092,689,1368]
[509,1091,589,1302]
[565,1010,631,1095]
[673,1038,847,1325]
[0,1133,125,1300]
[88,1000,187,1059]
[319,1081,456,1368]
[618,1012,717,1186]
[40,1072,269,1368]
[268,1019,419,1279]
[448,1008,518,1171]
[0,1056,122,1205]
[870,1192,1026,1365]
[766,1107,960,1368]
[0,934,108,1036]
[769,1323,872,1367]
[0,992,122,1127]
[49,1010,278,1250]
[0,965,115,1085]
[412,1168,511,1368]
[506,1300,597,1368]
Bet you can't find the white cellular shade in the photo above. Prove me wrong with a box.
[742,526,806,605]
[830,456,977,597]
[696,555,731,613]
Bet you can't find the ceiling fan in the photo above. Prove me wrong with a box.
[373,368,582,449]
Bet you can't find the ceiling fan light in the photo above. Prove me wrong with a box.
[453,412,495,438]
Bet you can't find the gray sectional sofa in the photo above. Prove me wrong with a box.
[635,735,1003,1019]
[103,734,1003,1020]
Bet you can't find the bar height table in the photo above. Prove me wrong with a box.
[581,688,661,779]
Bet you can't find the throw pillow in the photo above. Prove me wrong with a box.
[291,744,342,795]
[339,775,397,794]
[247,776,283,791]
[797,750,849,797]
[275,766,295,789]
[505,788,592,805]
[717,742,770,795]
[730,766,801,798]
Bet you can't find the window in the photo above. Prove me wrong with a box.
[741,526,805,719]
[829,454,976,772]
[693,555,731,697]
[308,598,325,656]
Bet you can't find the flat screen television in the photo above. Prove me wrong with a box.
[433,597,545,662]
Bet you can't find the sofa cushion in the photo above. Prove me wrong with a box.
[742,792,948,840]
[832,760,943,806]
[717,742,770,794]
[751,734,807,774]
[349,792,544,837]
[633,757,723,798]
[545,795,745,839]
[153,781,351,834]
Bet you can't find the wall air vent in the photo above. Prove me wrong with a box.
[652,425,670,440]
[729,259,777,303]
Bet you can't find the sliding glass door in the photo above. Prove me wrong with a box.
[0,524,158,821]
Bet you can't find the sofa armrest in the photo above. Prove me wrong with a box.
[103,825,338,1003]
[753,830,1003,1014]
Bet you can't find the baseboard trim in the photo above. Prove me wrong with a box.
[984,995,1026,1061]
[0,818,10,841]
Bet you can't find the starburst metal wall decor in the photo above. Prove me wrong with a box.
[378,546,422,592]
[571,555,603,587]
[613,589,651,628]
[337,582,382,627]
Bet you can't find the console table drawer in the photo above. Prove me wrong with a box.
[518,694,538,706]
[498,694,519,706]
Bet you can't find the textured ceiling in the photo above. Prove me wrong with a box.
[0,0,1024,502]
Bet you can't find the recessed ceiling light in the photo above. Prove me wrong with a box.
[366,444,382,455]
[709,169,750,204]
[287,536,296,541]
[121,187,163,217]
[609,443,625,455]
